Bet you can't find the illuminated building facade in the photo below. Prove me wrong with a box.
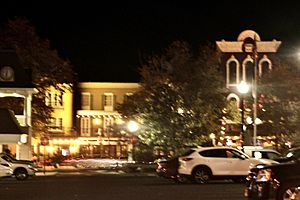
[0,49,35,160]
[31,84,76,158]
[76,82,140,158]
[216,30,281,146]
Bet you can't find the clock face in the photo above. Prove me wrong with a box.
[0,66,14,81]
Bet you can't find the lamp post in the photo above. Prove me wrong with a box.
[127,120,139,161]
[242,36,258,146]
[237,81,249,147]
[252,39,258,146]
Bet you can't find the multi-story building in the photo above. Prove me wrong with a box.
[31,84,76,159]
[0,49,35,160]
[32,82,140,160]
[76,82,140,159]
[216,30,281,146]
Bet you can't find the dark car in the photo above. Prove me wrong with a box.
[156,148,196,183]
[274,147,300,163]
[156,157,179,181]
[244,159,300,200]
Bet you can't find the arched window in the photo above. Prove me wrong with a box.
[226,55,239,87]
[259,55,272,77]
[242,55,254,83]
[229,61,237,84]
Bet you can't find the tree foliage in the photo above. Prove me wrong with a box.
[0,17,75,136]
[258,57,300,145]
[117,41,227,154]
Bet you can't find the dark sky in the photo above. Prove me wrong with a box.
[1,1,300,82]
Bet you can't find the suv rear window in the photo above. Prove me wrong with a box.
[199,149,226,158]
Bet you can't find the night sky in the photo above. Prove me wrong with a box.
[1,1,300,82]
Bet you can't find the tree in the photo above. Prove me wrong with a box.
[0,17,75,136]
[258,57,300,147]
[117,41,227,155]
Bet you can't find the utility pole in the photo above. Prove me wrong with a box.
[252,36,258,146]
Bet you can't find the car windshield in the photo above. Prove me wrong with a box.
[4,154,16,161]
[1,155,13,162]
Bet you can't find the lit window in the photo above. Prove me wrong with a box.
[104,93,114,111]
[49,117,63,131]
[81,118,91,136]
[104,94,113,107]
[81,93,91,110]
[45,92,63,107]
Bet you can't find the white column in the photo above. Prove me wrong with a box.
[18,94,33,160]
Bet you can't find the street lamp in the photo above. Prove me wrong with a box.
[242,36,258,146]
[127,120,139,132]
[127,120,139,161]
[237,81,249,147]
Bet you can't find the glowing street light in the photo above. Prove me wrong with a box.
[127,120,139,133]
[127,120,139,162]
[237,81,249,94]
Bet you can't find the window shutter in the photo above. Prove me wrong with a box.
[102,95,105,110]
[113,95,116,110]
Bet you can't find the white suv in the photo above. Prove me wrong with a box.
[0,162,13,178]
[178,146,278,183]
[0,153,38,180]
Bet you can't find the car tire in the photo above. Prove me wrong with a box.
[14,168,28,181]
[192,167,211,184]
[278,183,300,200]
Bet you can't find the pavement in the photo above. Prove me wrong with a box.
[35,165,156,177]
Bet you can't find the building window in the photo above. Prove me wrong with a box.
[245,61,254,82]
[229,62,237,84]
[258,55,272,77]
[46,92,63,107]
[226,55,239,87]
[104,94,113,106]
[242,55,254,83]
[124,93,133,102]
[49,117,63,131]
[81,117,91,136]
[104,93,114,111]
[81,93,91,110]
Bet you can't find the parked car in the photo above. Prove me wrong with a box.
[178,146,278,184]
[0,153,38,180]
[244,159,300,200]
[0,162,13,178]
[243,146,282,160]
[156,157,180,181]
[274,146,300,163]
[155,148,201,183]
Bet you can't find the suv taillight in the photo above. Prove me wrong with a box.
[158,163,167,169]
[182,158,193,161]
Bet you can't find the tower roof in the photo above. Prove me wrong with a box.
[0,49,34,89]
